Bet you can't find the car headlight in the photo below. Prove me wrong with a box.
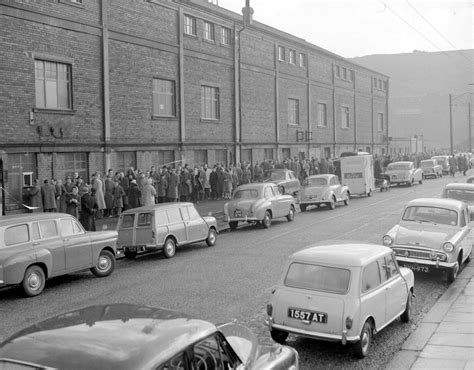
[443,242,454,253]
[267,303,273,316]
[383,235,393,246]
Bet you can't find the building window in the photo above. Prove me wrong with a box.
[377,113,384,131]
[288,98,299,126]
[6,153,36,210]
[201,86,219,120]
[117,152,136,172]
[215,149,227,165]
[335,65,340,78]
[317,103,327,127]
[153,78,176,117]
[194,150,208,166]
[58,152,87,179]
[264,148,274,160]
[299,53,306,67]
[203,21,215,41]
[342,67,347,80]
[341,106,349,128]
[221,27,231,45]
[383,81,388,91]
[373,78,378,88]
[278,46,285,61]
[35,60,71,110]
[350,70,355,82]
[289,50,296,64]
[184,15,196,36]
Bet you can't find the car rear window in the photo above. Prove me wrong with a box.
[234,189,258,199]
[445,189,474,203]
[284,262,351,294]
[387,163,410,171]
[420,160,434,167]
[303,178,327,186]
[402,206,458,226]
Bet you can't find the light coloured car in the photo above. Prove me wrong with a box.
[117,202,217,259]
[298,174,350,211]
[0,213,117,297]
[266,169,301,196]
[466,175,474,184]
[383,198,473,283]
[419,159,443,179]
[224,183,296,230]
[383,161,423,186]
[266,243,414,358]
[0,303,299,369]
[432,155,450,175]
[441,183,474,219]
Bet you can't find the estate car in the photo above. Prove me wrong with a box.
[419,159,443,179]
[0,213,117,296]
[0,303,299,369]
[266,169,301,197]
[266,243,414,358]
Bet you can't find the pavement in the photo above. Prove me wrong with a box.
[97,198,474,369]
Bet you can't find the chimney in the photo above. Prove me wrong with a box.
[242,0,254,26]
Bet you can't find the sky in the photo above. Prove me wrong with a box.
[216,0,473,58]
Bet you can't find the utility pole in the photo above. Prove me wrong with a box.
[449,94,453,154]
[469,102,472,152]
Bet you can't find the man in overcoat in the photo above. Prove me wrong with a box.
[41,179,57,212]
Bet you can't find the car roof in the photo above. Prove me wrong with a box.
[388,161,413,165]
[420,159,435,163]
[121,202,195,214]
[306,174,334,180]
[406,197,465,210]
[443,183,474,191]
[289,243,391,267]
[0,304,216,369]
[432,155,448,159]
[0,213,73,228]
[235,183,270,190]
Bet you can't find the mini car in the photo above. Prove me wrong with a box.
[266,169,301,196]
[431,155,450,175]
[266,243,414,358]
[419,159,443,179]
[117,202,217,259]
[383,198,473,283]
[298,174,350,211]
[224,183,296,230]
[383,161,423,186]
[441,183,474,219]
[0,303,299,369]
[0,213,117,297]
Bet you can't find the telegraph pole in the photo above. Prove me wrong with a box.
[469,102,472,152]
[449,94,453,154]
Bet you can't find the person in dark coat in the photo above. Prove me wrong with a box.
[41,179,57,212]
[80,186,98,231]
[55,178,67,213]
[210,168,218,200]
[166,169,180,202]
[128,179,142,209]
[65,186,80,218]
[28,179,42,213]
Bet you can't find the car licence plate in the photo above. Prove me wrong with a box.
[288,308,327,324]
[403,264,429,273]
[234,210,242,217]
[126,247,137,252]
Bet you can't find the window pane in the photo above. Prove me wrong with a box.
[5,225,29,246]
[61,219,75,236]
[46,79,58,108]
[39,220,58,238]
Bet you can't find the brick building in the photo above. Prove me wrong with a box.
[0,0,389,213]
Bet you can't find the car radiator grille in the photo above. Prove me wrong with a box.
[393,247,447,261]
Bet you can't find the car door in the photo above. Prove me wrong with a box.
[270,185,286,217]
[288,171,298,194]
[380,254,407,323]
[181,205,208,242]
[32,220,65,276]
[135,212,154,246]
[117,213,135,247]
[166,207,187,244]
[459,207,473,262]
[331,176,343,200]
[360,261,385,332]
[61,217,92,271]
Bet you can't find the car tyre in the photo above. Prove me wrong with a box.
[206,228,217,246]
[163,237,176,258]
[344,192,350,206]
[419,178,423,184]
[328,196,336,210]
[286,206,295,221]
[400,293,412,323]
[22,265,46,297]
[367,189,372,197]
[270,329,288,344]
[124,250,137,259]
[353,320,373,359]
[229,221,238,231]
[91,249,115,277]
[262,211,272,228]
[300,204,307,212]
[447,260,459,283]
[408,179,413,187]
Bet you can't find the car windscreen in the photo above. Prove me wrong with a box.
[233,189,258,199]
[387,163,410,171]
[303,178,327,187]
[445,189,474,203]
[420,161,434,167]
[270,171,285,180]
[284,262,350,294]
[433,158,446,165]
[402,206,458,226]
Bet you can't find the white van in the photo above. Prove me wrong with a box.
[340,152,374,197]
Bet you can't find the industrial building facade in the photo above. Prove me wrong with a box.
[0,0,389,213]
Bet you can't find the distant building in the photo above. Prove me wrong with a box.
[0,0,388,213]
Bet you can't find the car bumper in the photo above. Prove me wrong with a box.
[224,215,259,222]
[298,200,327,205]
[265,317,358,345]
[395,256,457,270]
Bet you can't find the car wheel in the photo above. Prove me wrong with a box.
[286,205,295,221]
[206,228,217,246]
[367,189,372,197]
[22,265,46,297]
[229,221,238,230]
[400,293,412,323]
[280,186,285,194]
[300,204,307,212]
[163,238,176,258]
[328,196,336,210]
[353,321,373,359]
[344,192,350,206]
[91,249,115,277]
[419,177,423,184]
[262,211,272,228]
[124,250,137,259]
[270,329,288,344]
[447,260,459,283]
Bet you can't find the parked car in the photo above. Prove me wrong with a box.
[0,213,117,297]
[466,175,474,184]
[223,183,296,230]
[383,198,473,283]
[117,202,217,259]
[431,155,450,175]
[383,161,423,186]
[0,303,299,369]
[441,183,474,219]
[266,169,301,196]
[298,174,350,211]
[266,243,414,358]
[419,159,443,179]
